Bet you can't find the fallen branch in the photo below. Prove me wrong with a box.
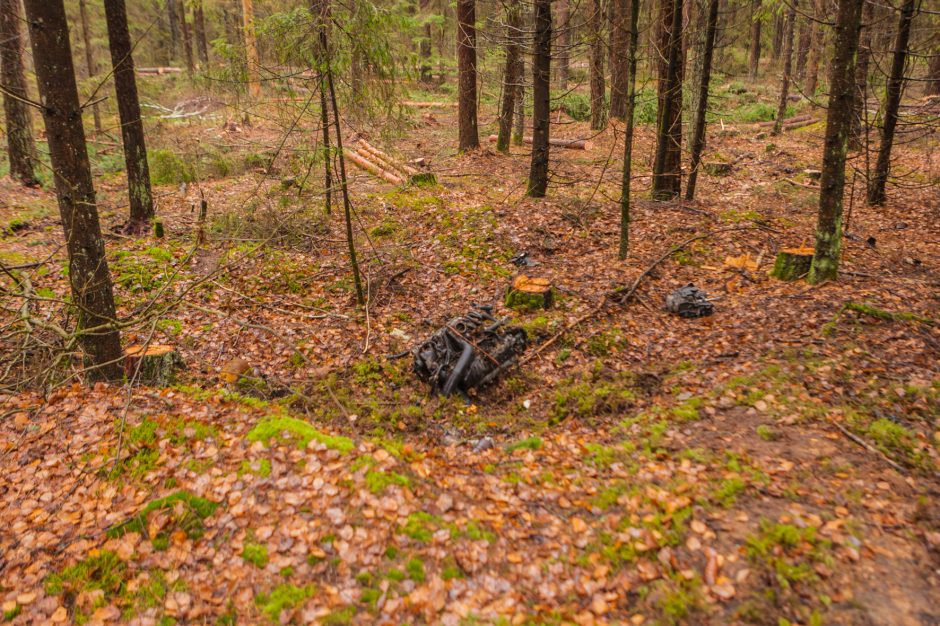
[487,134,592,151]
[831,420,907,474]
[136,66,183,75]
[403,101,457,108]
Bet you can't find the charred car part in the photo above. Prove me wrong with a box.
[665,284,714,318]
[412,305,527,396]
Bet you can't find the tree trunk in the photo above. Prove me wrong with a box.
[497,0,522,152]
[748,0,762,80]
[619,0,640,259]
[242,0,261,98]
[78,0,103,135]
[772,1,797,135]
[167,0,179,60]
[22,0,124,378]
[104,0,156,233]
[803,0,824,96]
[513,56,525,145]
[795,13,811,82]
[848,0,873,150]
[589,0,607,130]
[419,0,433,82]
[926,43,940,96]
[311,0,332,214]
[808,0,864,284]
[685,0,719,201]
[609,0,629,118]
[0,0,38,186]
[651,0,684,200]
[556,0,570,90]
[179,1,194,75]
[771,11,783,63]
[867,0,916,206]
[193,0,210,65]
[527,0,552,197]
[457,0,479,150]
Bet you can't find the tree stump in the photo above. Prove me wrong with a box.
[770,247,814,281]
[703,161,733,176]
[124,344,184,384]
[505,275,554,310]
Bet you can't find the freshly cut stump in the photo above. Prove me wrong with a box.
[506,275,554,310]
[770,247,814,281]
[124,344,184,385]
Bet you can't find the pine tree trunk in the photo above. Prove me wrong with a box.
[527,0,552,197]
[609,0,629,119]
[867,0,915,206]
[556,0,570,90]
[589,0,607,130]
[104,0,156,233]
[795,14,811,82]
[771,12,783,63]
[926,43,940,96]
[772,1,797,135]
[685,0,719,201]
[0,0,38,186]
[748,0,762,80]
[808,0,864,284]
[457,0,479,150]
[803,0,824,96]
[685,0,707,147]
[312,0,332,215]
[242,0,261,98]
[651,0,684,200]
[513,56,526,145]
[848,0,873,150]
[167,0,179,60]
[419,0,433,82]
[619,0,640,259]
[497,0,522,152]
[22,0,124,379]
[179,1,194,75]
[194,0,210,65]
[78,0,103,135]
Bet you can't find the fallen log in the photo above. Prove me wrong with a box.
[343,149,404,185]
[358,140,420,177]
[487,134,591,150]
[136,66,184,75]
[403,101,458,108]
[757,113,812,127]
[781,117,819,131]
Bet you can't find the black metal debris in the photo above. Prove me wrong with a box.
[665,284,714,318]
[412,305,527,396]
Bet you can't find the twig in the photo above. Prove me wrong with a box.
[831,420,907,474]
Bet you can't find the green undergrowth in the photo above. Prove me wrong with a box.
[107,491,219,550]
[108,415,219,481]
[552,366,638,423]
[255,584,314,622]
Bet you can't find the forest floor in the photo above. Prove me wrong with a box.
[1,79,939,625]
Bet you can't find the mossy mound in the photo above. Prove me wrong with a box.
[107,491,219,549]
[247,415,354,454]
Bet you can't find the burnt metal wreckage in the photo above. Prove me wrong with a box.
[409,305,527,396]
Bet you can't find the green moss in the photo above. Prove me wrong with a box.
[107,491,219,548]
[553,370,636,422]
[713,477,746,507]
[321,606,355,625]
[150,149,195,185]
[255,584,314,622]
[45,551,127,597]
[239,458,272,478]
[365,470,411,493]
[406,558,426,582]
[242,541,269,568]
[506,436,542,453]
[671,397,703,422]
[247,416,354,453]
[756,425,778,441]
[399,512,438,543]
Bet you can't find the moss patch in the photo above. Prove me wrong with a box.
[247,416,354,453]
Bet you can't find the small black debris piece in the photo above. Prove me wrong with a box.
[413,305,527,396]
[510,251,538,267]
[665,284,714,319]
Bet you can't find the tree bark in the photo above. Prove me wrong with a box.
[513,56,525,145]
[927,42,940,96]
[104,0,156,233]
[242,0,261,98]
[556,0,570,89]
[748,0,762,80]
[589,0,607,130]
[0,0,38,186]
[179,0,194,75]
[497,0,523,153]
[167,0,179,60]
[848,0,873,150]
[527,0,552,197]
[194,0,210,65]
[619,0,640,259]
[867,0,916,206]
[771,11,783,63]
[457,0,479,150]
[609,0,629,118]
[419,0,433,82]
[795,12,811,82]
[78,0,103,135]
[22,0,124,378]
[772,1,797,135]
[803,0,824,96]
[651,0,684,200]
[685,0,719,201]
[808,0,864,284]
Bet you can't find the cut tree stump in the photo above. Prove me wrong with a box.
[770,247,814,281]
[703,162,733,176]
[505,275,554,310]
[124,345,184,385]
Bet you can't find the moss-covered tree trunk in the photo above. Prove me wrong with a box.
[527,0,552,198]
[866,0,916,206]
[457,0,479,151]
[772,0,797,135]
[496,0,522,153]
[104,0,156,234]
[651,0,684,200]
[685,0,719,202]
[808,0,864,284]
[23,0,124,378]
[619,0,640,260]
[0,0,38,186]
[589,0,607,130]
